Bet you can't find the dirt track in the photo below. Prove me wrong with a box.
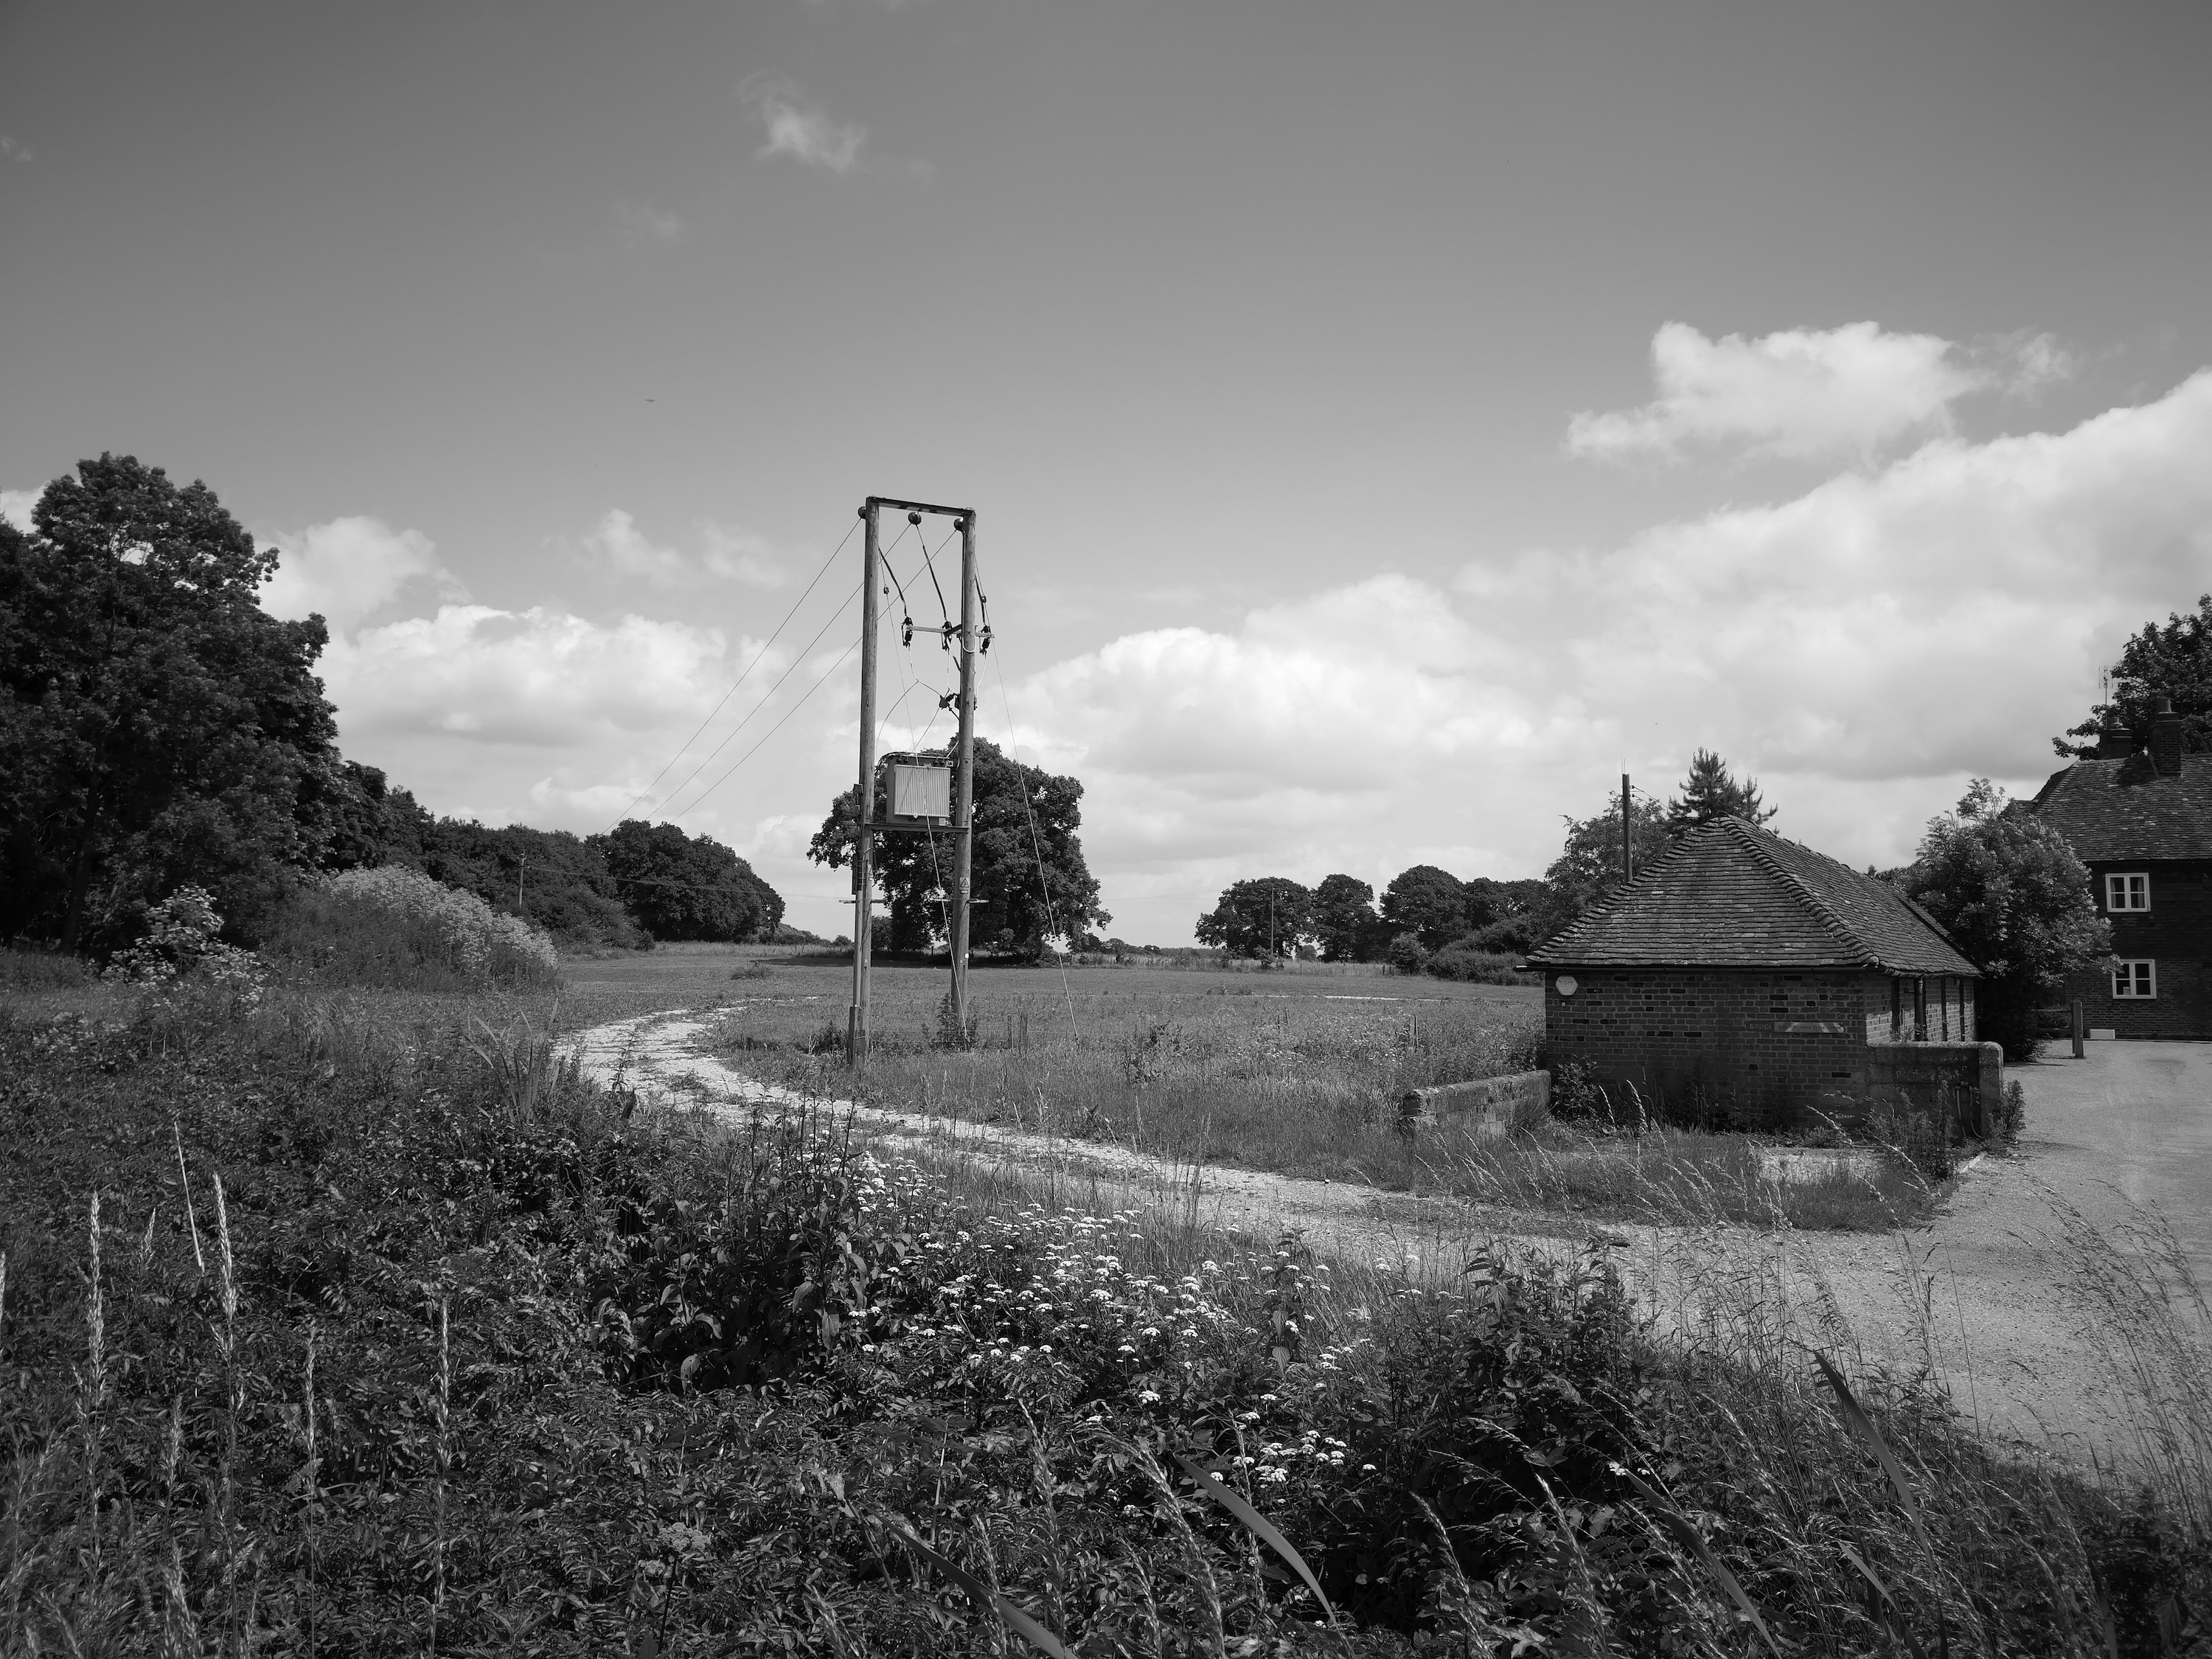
[563,1009,2185,1469]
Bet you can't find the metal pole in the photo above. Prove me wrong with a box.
[849,501,881,1066]
[1620,773,1632,884]
[948,512,978,1030]
[2071,998,2085,1059]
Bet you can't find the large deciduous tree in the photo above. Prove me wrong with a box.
[1666,748,1776,830]
[2055,594,2212,757]
[592,819,784,942]
[1196,877,1314,959]
[1380,865,1469,953]
[0,456,340,950]
[1310,873,1380,961]
[1902,781,2112,1059]
[808,737,1107,959]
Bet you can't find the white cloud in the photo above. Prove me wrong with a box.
[742,74,867,173]
[615,198,686,246]
[0,136,30,164]
[1565,321,2056,464]
[1001,368,2212,943]
[582,508,787,588]
[0,488,37,530]
[260,516,462,632]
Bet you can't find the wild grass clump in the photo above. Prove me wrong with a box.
[262,864,560,990]
[4,985,2208,1655]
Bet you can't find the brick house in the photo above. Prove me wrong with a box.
[2021,698,2212,1038]
[1526,818,1994,1131]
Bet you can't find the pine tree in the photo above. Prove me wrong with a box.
[1666,748,1775,831]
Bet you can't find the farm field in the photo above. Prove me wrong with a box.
[563,945,1935,1229]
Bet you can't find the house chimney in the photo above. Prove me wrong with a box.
[2096,722,2140,759]
[2150,695,2185,776]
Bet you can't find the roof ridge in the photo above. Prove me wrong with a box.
[1717,818,1877,965]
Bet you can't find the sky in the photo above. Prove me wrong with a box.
[5,0,2212,943]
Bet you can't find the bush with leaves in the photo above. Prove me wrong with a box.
[322,863,559,986]
[1903,781,2112,1060]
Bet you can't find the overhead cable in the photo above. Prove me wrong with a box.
[605,518,856,832]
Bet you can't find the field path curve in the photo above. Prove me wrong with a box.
[561,1009,2150,1465]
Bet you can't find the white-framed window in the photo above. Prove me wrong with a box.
[2113,959,2157,999]
[2107,872,2151,911]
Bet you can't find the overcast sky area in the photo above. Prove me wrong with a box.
[6,1,2212,943]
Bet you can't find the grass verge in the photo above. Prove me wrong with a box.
[2,979,2204,1655]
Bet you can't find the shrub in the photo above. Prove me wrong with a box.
[265,865,560,989]
[1385,931,1429,973]
[101,884,271,1011]
[1422,938,1538,984]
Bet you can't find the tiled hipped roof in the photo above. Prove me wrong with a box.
[2023,754,2212,860]
[1526,818,1980,975]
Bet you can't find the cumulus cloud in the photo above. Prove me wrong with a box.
[0,488,37,529]
[582,508,787,588]
[614,198,686,246]
[742,74,866,172]
[1002,368,2212,942]
[1566,321,2065,465]
[260,516,462,632]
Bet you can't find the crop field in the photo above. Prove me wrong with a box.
[564,946,1935,1229]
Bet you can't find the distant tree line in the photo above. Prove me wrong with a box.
[0,454,790,956]
[1195,748,1777,970]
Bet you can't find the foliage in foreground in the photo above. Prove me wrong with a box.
[2,990,2207,1655]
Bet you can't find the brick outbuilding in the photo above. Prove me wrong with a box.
[1526,818,1994,1132]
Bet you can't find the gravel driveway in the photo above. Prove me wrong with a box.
[563,1012,2211,1473]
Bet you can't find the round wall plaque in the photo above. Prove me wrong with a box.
[1555,975,1578,996]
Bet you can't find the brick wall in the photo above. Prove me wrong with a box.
[2071,860,2212,1037]
[1543,967,1986,1130]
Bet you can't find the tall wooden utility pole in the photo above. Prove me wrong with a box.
[1620,773,1633,885]
[849,495,978,1068]
[848,500,883,1063]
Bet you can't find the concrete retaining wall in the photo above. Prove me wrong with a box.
[1862,1040,2002,1138]
[1400,1070,1550,1138]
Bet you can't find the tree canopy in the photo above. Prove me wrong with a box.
[592,820,784,942]
[0,456,340,949]
[1902,781,2111,1058]
[2056,594,2212,757]
[1666,748,1775,830]
[1195,877,1313,959]
[1310,873,1380,961]
[1380,865,1469,952]
[1541,793,1673,933]
[808,737,1106,959]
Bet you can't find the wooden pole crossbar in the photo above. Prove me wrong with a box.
[848,495,980,1068]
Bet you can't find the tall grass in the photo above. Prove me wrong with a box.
[710,966,1540,1177]
[4,982,2207,1655]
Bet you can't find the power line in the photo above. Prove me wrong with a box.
[669,584,889,823]
[646,579,863,821]
[605,518,856,831]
